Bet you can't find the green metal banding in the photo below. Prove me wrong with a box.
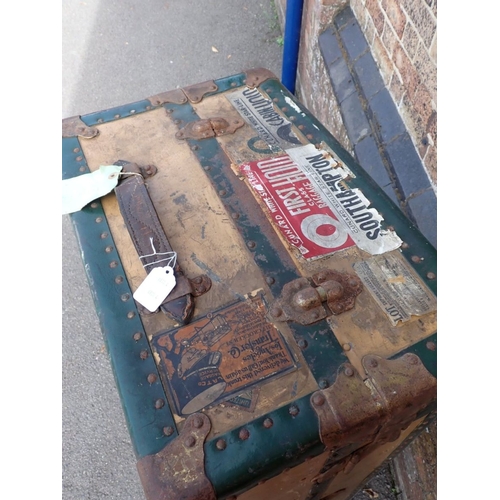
[63,136,178,457]
[80,99,154,126]
[205,395,323,498]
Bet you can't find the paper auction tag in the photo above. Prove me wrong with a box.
[133,266,177,312]
[62,164,123,214]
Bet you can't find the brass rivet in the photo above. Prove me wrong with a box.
[109,261,118,268]
[312,394,325,406]
[239,428,250,440]
[263,418,273,429]
[192,416,204,429]
[127,311,136,319]
[147,374,157,384]
[163,426,174,437]
[133,332,142,341]
[140,350,149,359]
[95,217,103,223]
[289,404,299,417]
[216,439,226,450]
[343,343,351,351]
[427,272,436,280]
[231,212,240,219]
[219,190,227,196]
[344,367,354,377]
[407,354,419,365]
[247,241,256,249]
[318,379,329,389]
[298,125,305,130]
[185,436,196,448]
[105,246,113,253]
[155,399,165,409]
[79,166,86,172]
[271,306,282,317]
[115,275,124,284]
[297,339,307,349]
[426,341,437,351]
[114,114,120,119]
[281,107,288,112]
[411,255,422,263]
[97,118,104,123]
[73,148,80,153]
[130,109,136,114]
[402,242,410,249]
[121,293,130,301]
[100,232,108,239]
[266,277,275,285]
[76,155,83,162]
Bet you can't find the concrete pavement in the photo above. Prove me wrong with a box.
[62,2,282,498]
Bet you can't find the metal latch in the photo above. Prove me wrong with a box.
[175,117,244,140]
[269,270,362,325]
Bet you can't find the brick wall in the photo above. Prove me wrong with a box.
[275,0,437,188]
[350,0,437,186]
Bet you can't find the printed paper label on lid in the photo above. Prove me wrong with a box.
[239,144,402,259]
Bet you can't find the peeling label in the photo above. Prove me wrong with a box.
[152,297,296,415]
[353,253,437,325]
[239,144,402,258]
[226,87,301,152]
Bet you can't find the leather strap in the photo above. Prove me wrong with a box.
[114,162,194,325]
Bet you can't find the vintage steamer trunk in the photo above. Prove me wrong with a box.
[62,68,437,500]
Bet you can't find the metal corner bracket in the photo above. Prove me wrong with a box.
[310,353,437,453]
[137,413,216,500]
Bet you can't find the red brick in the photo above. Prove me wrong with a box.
[381,21,399,56]
[414,43,437,103]
[401,0,436,48]
[424,145,437,186]
[393,43,420,99]
[389,70,406,106]
[381,0,407,38]
[372,35,395,85]
[401,21,420,60]
[366,0,385,35]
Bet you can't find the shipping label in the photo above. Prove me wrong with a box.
[226,87,302,152]
[152,297,296,415]
[353,254,437,325]
[239,144,402,259]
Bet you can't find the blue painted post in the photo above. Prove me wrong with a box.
[281,0,305,95]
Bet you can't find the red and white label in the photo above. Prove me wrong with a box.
[240,144,402,258]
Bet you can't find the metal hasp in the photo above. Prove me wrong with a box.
[269,269,362,325]
[175,117,245,140]
[137,413,216,500]
[114,160,212,324]
[310,353,436,482]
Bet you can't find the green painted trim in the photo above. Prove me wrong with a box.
[63,137,178,457]
[80,99,154,126]
[205,395,323,498]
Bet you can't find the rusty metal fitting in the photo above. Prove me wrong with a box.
[312,393,325,406]
[297,339,308,349]
[239,428,250,441]
[155,399,165,409]
[216,439,227,450]
[289,404,300,417]
[163,426,174,437]
[344,367,354,377]
[140,350,149,360]
[192,415,204,429]
[426,341,436,351]
[263,418,273,429]
[147,374,157,384]
[184,436,196,448]
[133,332,142,341]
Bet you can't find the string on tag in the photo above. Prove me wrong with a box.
[139,237,177,269]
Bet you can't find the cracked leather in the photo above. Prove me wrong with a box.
[114,172,194,325]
